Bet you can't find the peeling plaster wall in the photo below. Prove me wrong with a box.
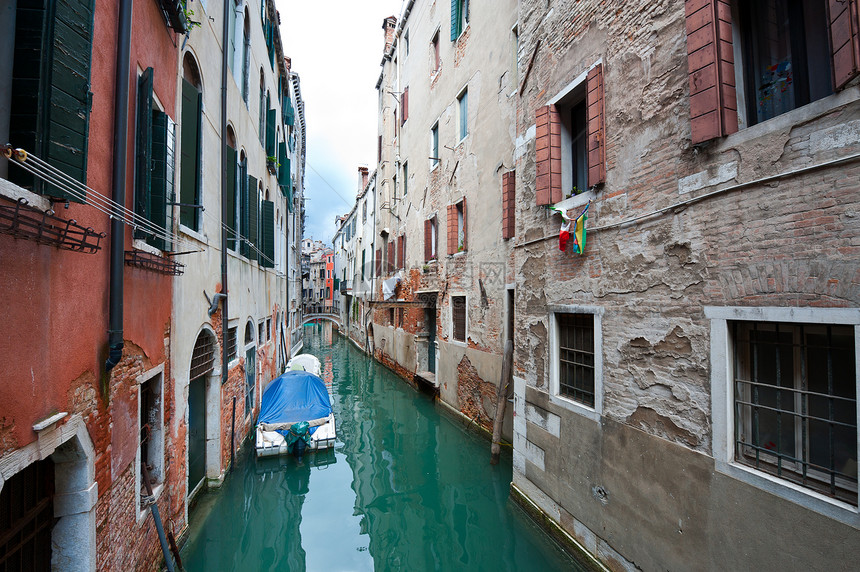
[367,0,518,440]
[513,0,860,569]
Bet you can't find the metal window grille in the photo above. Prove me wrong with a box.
[227,327,238,363]
[733,321,857,505]
[189,331,216,380]
[452,296,466,342]
[0,458,55,571]
[558,313,595,407]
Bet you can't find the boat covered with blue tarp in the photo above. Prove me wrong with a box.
[255,365,336,458]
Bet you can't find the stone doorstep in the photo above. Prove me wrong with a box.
[414,370,437,387]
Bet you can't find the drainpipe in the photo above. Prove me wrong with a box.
[220,0,230,388]
[106,0,133,372]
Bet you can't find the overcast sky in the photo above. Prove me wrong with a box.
[278,0,404,247]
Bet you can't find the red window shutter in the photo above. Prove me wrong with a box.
[447,204,457,255]
[424,219,432,261]
[388,241,395,273]
[685,0,738,144]
[375,248,382,277]
[828,0,860,90]
[461,198,467,251]
[535,105,562,205]
[502,170,515,239]
[397,235,404,268]
[402,87,409,124]
[586,65,606,188]
[378,135,382,162]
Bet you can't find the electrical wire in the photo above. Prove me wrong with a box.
[5,147,199,252]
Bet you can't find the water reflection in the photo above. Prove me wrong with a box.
[182,323,583,571]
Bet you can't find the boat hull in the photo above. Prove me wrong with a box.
[255,413,336,458]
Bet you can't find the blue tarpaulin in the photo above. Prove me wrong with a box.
[258,371,332,436]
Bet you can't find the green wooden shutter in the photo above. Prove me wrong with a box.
[149,111,171,251]
[225,146,237,249]
[266,109,276,157]
[278,142,289,196]
[260,199,275,268]
[240,169,251,258]
[134,68,153,240]
[227,0,236,72]
[180,79,202,230]
[451,0,460,41]
[248,181,260,262]
[22,0,95,202]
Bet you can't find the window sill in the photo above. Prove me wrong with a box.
[717,85,860,151]
[715,459,859,527]
[179,223,207,244]
[548,391,601,423]
[0,177,51,211]
[132,239,162,256]
[137,482,164,524]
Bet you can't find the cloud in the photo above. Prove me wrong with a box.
[278,0,403,246]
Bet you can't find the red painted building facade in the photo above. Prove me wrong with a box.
[0,0,184,568]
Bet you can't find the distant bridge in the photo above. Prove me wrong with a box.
[301,311,342,328]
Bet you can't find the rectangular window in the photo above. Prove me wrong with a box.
[734,0,833,127]
[458,89,468,140]
[452,295,467,342]
[432,31,441,73]
[447,200,466,255]
[378,135,383,163]
[537,64,605,205]
[451,0,470,40]
[732,321,857,505]
[258,320,264,343]
[557,313,595,407]
[389,308,395,326]
[266,318,271,341]
[139,370,164,504]
[431,123,439,168]
[227,326,238,362]
[425,216,438,262]
[402,162,408,196]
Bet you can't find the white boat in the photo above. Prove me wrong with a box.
[255,355,336,459]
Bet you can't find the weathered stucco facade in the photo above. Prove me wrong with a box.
[360,0,519,439]
[511,0,860,569]
[0,0,303,568]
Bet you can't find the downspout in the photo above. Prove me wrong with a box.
[106,0,133,372]
[220,0,230,388]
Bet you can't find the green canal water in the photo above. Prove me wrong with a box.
[181,323,585,571]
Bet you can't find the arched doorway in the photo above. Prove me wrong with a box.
[188,329,216,498]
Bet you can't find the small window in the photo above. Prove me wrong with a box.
[389,308,395,326]
[431,123,439,168]
[431,31,441,74]
[732,321,856,504]
[557,313,595,407]
[258,320,264,344]
[402,162,408,196]
[139,369,164,510]
[227,326,238,362]
[425,216,438,261]
[451,0,470,40]
[398,308,404,328]
[452,296,466,342]
[404,30,410,56]
[457,89,468,141]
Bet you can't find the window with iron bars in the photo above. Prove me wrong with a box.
[732,321,857,505]
[557,313,595,408]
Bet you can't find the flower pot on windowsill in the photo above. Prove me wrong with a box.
[267,160,278,175]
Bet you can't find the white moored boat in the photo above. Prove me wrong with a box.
[255,354,336,459]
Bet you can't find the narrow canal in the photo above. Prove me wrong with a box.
[181,323,584,571]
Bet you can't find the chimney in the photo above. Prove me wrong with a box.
[284,56,292,72]
[358,166,369,192]
[382,16,397,53]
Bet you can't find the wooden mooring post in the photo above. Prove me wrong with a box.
[491,340,513,465]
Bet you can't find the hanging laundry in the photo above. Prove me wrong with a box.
[549,203,589,254]
[570,203,588,255]
[559,218,571,251]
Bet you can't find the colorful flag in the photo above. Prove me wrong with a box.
[571,204,588,255]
